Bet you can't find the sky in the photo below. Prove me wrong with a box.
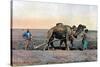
[12,0,98,30]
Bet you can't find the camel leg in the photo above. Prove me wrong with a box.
[70,39,74,48]
[64,39,69,50]
[60,40,63,49]
[48,37,55,50]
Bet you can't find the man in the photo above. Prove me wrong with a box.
[69,25,77,48]
[23,29,32,50]
[81,29,89,50]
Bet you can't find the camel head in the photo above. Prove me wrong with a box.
[74,24,86,38]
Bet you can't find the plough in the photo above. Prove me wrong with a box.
[18,36,67,50]
[33,39,64,50]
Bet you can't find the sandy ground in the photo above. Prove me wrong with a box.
[12,29,97,49]
[12,50,97,66]
[12,29,97,66]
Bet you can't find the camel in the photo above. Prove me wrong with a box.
[46,23,86,50]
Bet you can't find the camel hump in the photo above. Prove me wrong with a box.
[54,27,65,32]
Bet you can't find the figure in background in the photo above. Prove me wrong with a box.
[81,29,89,50]
[69,25,77,48]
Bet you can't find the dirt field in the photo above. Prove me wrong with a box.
[12,29,97,49]
[11,29,97,66]
[12,50,97,66]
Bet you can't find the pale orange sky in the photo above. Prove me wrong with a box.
[12,0,97,30]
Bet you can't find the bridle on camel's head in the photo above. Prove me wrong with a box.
[74,24,86,38]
